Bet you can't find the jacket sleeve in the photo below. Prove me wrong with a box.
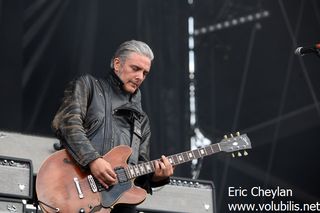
[134,114,170,194]
[52,75,101,168]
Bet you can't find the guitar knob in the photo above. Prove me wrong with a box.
[224,135,228,139]
[236,131,240,136]
[230,133,234,138]
[244,150,248,156]
[232,153,235,158]
[237,152,242,157]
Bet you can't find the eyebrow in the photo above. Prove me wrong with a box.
[131,64,150,72]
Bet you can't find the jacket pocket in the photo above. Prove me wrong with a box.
[85,118,104,138]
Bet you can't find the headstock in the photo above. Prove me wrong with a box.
[219,132,251,157]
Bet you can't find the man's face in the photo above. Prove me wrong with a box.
[114,52,151,94]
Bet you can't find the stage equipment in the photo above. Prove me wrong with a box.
[0,131,57,173]
[0,155,33,199]
[0,197,25,212]
[137,177,216,213]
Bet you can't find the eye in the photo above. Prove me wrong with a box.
[143,71,149,77]
[132,65,139,71]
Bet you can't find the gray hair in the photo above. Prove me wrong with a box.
[110,40,154,69]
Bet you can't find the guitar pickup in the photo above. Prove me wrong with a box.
[87,175,98,193]
[114,167,129,183]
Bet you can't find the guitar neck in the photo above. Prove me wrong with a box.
[125,143,221,179]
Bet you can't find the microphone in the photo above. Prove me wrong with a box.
[294,43,320,56]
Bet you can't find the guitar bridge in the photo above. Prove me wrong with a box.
[73,177,84,199]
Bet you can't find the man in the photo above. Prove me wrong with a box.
[52,40,174,212]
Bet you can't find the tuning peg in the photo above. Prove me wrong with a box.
[230,133,234,138]
[224,135,228,139]
[244,150,248,156]
[232,153,235,158]
[237,152,242,157]
[236,131,240,136]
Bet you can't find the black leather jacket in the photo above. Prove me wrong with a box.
[52,71,167,192]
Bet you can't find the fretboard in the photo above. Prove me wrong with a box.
[125,143,221,179]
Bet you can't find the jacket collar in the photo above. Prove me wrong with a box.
[109,69,123,89]
[107,70,143,115]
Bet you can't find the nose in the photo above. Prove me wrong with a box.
[136,71,144,81]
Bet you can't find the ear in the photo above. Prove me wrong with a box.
[113,58,121,72]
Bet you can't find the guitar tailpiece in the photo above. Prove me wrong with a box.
[38,200,60,212]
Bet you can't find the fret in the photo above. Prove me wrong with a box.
[197,149,202,158]
[150,160,156,171]
[187,151,194,159]
[193,149,201,159]
[211,144,220,153]
[210,144,218,153]
[205,146,213,155]
[145,162,153,173]
[125,168,131,179]
[139,164,146,175]
[209,145,215,154]
[168,156,174,165]
[129,167,135,178]
[172,155,179,165]
[204,147,209,155]
[122,139,236,179]
[176,154,184,163]
[199,148,206,157]
[133,165,140,176]
[182,152,189,162]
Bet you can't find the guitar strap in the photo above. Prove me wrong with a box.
[98,76,142,164]
[128,114,142,165]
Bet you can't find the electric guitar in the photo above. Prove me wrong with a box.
[36,132,251,212]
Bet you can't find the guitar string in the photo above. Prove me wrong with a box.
[71,142,225,193]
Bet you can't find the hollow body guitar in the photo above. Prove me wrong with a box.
[36,133,251,212]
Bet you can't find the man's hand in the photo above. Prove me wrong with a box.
[152,155,174,182]
[89,158,117,189]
